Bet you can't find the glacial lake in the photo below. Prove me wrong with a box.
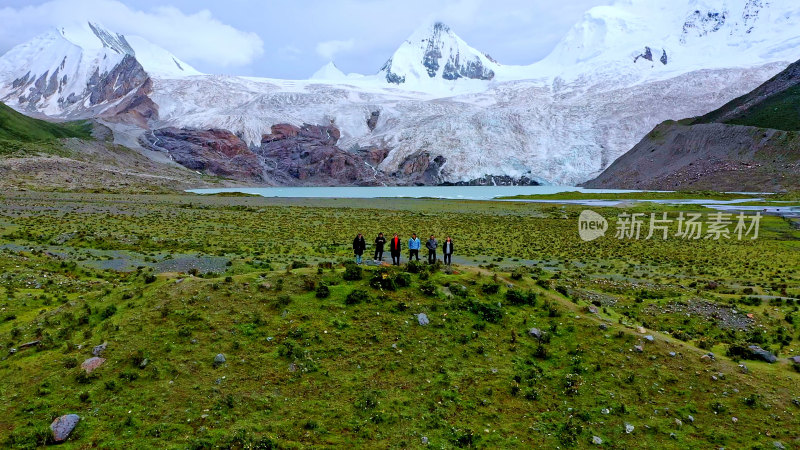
[187,186,638,200]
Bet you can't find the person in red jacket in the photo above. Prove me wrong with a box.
[389,233,402,265]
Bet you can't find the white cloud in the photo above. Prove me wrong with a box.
[0,0,263,68]
[315,39,355,61]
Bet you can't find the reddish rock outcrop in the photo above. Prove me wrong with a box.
[146,128,265,182]
[258,123,384,186]
[100,77,158,128]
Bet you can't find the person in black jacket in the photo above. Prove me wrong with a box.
[442,236,454,265]
[389,233,402,265]
[373,232,386,262]
[352,233,366,264]
[425,235,438,264]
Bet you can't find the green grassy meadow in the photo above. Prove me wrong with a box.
[0,191,798,448]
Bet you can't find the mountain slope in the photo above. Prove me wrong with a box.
[692,59,800,130]
[0,102,91,143]
[0,101,229,192]
[584,58,800,191]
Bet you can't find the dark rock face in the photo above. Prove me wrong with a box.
[258,123,384,185]
[380,59,406,85]
[681,9,727,43]
[394,152,447,185]
[367,111,380,131]
[100,77,159,127]
[359,146,389,166]
[634,47,653,63]
[442,54,495,81]
[748,345,777,363]
[660,50,669,65]
[50,414,80,442]
[87,55,149,106]
[422,25,445,77]
[145,128,265,182]
[441,175,541,186]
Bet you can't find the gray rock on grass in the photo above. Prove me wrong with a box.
[92,342,107,356]
[748,345,777,363]
[50,414,80,442]
[417,313,429,326]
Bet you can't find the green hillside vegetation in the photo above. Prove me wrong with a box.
[723,84,800,131]
[692,60,800,131]
[1,192,799,448]
[0,102,92,156]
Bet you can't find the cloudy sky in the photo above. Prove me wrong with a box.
[0,0,609,79]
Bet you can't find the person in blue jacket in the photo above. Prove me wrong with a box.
[408,233,421,261]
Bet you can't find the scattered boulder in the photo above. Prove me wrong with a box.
[528,328,544,340]
[738,363,749,374]
[592,435,603,445]
[599,323,608,330]
[748,345,777,363]
[774,441,786,450]
[788,356,800,364]
[675,418,683,427]
[636,327,647,334]
[92,342,107,356]
[669,352,677,357]
[625,423,634,434]
[421,436,429,445]
[139,358,149,369]
[644,335,654,342]
[50,414,80,442]
[634,345,644,353]
[81,357,105,373]
[687,415,695,423]
[19,340,41,350]
[700,352,715,362]
[417,313,429,326]
[213,353,226,366]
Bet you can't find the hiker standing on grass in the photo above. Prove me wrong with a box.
[443,236,454,265]
[426,235,438,264]
[408,233,421,261]
[352,233,366,265]
[389,233,402,265]
[374,232,386,262]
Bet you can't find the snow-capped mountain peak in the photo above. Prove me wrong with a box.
[0,22,199,116]
[378,21,499,85]
[61,22,136,56]
[310,61,347,81]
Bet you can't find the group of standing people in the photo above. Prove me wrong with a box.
[352,233,454,266]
